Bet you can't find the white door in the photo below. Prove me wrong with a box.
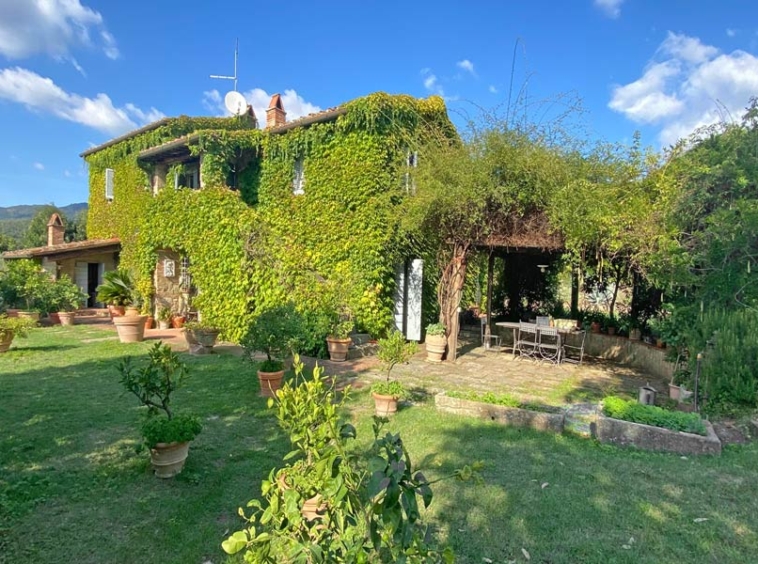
[74,262,88,296]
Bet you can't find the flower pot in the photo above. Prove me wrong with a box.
[149,441,191,478]
[425,334,446,363]
[157,320,171,330]
[184,328,219,355]
[0,331,14,353]
[326,337,351,362]
[49,312,61,325]
[258,369,285,397]
[145,316,155,330]
[607,327,616,336]
[113,315,148,343]
[590,321,601,334]
[301,494,326,521]
[669,383,681,401]
[629,328,641,341]
[656,338,666,349]
[58,312,76,326]
[171,316,186,329]
[108,305,125,319]
[125,306,140,317]
[372,392,399,417]
[17,311,40,323]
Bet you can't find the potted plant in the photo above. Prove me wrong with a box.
[156,307,172,330]
[325,316,354,362]
[117,342,202,478]
[183,321,221,354]
[242,304,303,397]
[648,317,665,348]
[605,316,618,336]
[0,315,35,353]
[96,270,133,318]
[171,312,187,329]
[372,330,417,416]
[424,322,446,363]
[53,276,87,326]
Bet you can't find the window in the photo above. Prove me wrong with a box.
[174,164,200,189]
[105,168,114,201]
[405,150,418,193]
[293,158,305,195]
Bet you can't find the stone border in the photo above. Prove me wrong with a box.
[593,414,721,456]
[435,393,565,434]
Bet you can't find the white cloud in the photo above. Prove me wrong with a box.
[33,162,44,171]
[456,59,475,75]
[0,0,118,61]
[594,0,625,18]
[202,88,321,127]
[0,67,164,135]
[726,28,737,38]
[609,32,758,145]
[489,85,498,94]
[421,68,445,97]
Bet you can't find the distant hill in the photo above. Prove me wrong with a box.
[0,203,88,247]
[0,202,88,221]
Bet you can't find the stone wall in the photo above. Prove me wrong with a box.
[579,332,674,381]
[153,249,183,314]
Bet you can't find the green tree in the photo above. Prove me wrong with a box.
[22,205,66,248]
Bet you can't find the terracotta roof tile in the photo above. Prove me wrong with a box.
[2,238,121,259]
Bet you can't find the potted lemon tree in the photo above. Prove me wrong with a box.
[242,304,304,397]
[0,315,35,353]
[372,330,417,416]
[52,276,87,326]
[117,342,202,478]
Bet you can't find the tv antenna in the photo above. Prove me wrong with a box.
[210,39,247,115]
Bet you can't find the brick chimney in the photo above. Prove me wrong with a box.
[266,94,286,129]
[47,213,65,247]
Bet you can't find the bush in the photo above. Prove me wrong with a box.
[242,303,304,371]
[602,396,707,436]
[425,322,446,336]
[0,315,36,339]
[373,330,416,397]
[96,269,134,306]
[141,414,202,448]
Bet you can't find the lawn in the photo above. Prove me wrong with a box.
[2,325,758,564]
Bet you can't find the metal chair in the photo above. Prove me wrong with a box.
[516,322,539,359]
[538,326,561,364]
[536,316,551,327]
[480,317,501,350]
[562,330,587,364]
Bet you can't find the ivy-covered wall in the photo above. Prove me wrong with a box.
[85,93,452,342]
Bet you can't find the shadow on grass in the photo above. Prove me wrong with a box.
[420,408,758,564]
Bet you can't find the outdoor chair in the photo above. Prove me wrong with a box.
[536,316,551,327]
[516,322,539,359]
[538,326,562,364]
[480,317,501,350]
[562,330,587,364]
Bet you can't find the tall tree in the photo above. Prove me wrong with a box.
[22,206,87,248]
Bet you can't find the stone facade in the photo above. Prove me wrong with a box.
[153,249,187,315]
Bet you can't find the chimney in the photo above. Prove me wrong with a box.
[266,94,286,129]
[47,213,65,247]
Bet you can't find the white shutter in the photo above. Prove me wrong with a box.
[406,259,423,341]
[105,169,114,201]
[393,264,406,333]
[74,262,88,295]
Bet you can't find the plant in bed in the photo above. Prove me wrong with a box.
[602,396,707,436]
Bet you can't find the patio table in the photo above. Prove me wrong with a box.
[494,321,584,363]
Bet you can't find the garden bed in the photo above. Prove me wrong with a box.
[435,391,565,434]
[594,410,721,456]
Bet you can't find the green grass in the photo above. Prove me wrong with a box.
[2,326,758,563]
[603,395,708,436]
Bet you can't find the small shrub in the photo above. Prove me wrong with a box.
[242,303,304,372]
[425,322,446,336]
[0,315,36,339]
[372,330,416,397]
[602,396,707,436]
[141,414,202,448]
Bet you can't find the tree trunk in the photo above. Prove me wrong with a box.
[570,264,579,318]
[438,242,469,362]
[608,261,629,319]
[485,250,494,345]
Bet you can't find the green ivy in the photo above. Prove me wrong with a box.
[85,94,453,342]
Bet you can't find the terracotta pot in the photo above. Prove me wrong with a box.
[326,337,352,362]
[258,369,285,397]
[301,494,326,521]
[17,311,40,322]
[113,315,148,343]
[6,309,19,318]
[58,312,76,326]
[669,383,681,401]
[158,320,171,330]
[372,392,399,417]
[629,328,641,341]
[171,316,186,329]
[149,441,191,478]
[125,306,140,317]
[425,334,446,363]
[656,338,666,349]
[607,327,616,336]
[108,305,125,319]
[49,312,61,325]
[0,331,14,353]
[145,316,155,330]
[590,322,601,334]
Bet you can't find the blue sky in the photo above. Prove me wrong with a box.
[1,0,757,207]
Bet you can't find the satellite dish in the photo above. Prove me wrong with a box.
[224,91,247,115]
